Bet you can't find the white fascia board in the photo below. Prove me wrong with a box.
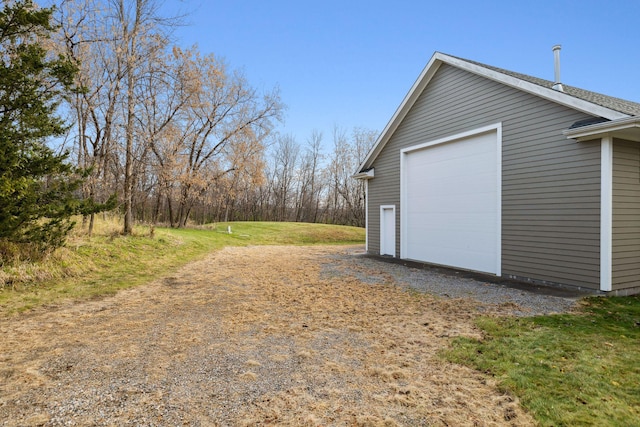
[352,168,374,180]
[356,53,445,173]
[563,116,640,142]
[439,54,629,121]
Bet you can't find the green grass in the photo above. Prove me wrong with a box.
[444,296,640,426]
[0,221,364,315]
[210,221,366,245]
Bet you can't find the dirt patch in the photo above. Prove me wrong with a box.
[0,245,535,426]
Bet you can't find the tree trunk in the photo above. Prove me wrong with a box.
[122,62,135,234]
[88,212,95,237]
[121,0,141,235]
[167,195,176,228]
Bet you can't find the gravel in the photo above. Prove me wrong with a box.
[327,248,589,317]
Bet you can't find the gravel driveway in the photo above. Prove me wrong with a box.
[0,245,583,426]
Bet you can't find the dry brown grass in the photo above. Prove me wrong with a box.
[0,215,151,292]
[0,245,535,426]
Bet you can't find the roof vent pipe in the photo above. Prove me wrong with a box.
[552,45,564,92]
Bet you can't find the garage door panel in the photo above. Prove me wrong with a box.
[414,148,496,168]
[408,222,496,246]
[406,228,497,248]
[406,232,495,251]
[410,176,496,199]
[407,192,496,214]
[407,204,499,224]
[403,129,499,274]
[405,234,498,274]
[411,137,492,162]
[408,245,497,273]
[407,152,495,179]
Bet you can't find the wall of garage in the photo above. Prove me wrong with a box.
[612,138,640,292]
[367,63,603,289]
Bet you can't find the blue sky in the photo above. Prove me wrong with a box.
[165,0,640,145]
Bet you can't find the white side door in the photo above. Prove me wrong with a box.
[380,205,396,256]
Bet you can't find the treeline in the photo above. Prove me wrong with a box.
[164,128,377,227]
[51,0,373,233]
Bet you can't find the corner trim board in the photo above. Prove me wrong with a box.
[600,136,613,292]
[365,180,369,252]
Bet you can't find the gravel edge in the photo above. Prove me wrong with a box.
[328,248,586,317]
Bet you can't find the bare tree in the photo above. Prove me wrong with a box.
[217,131,268,222]
[55,0,125,235]
[270,134,300,221]
[55,0,179,234]
[327,126,376,226]
[139,46,195,226]
[295,130,324,223]
[147,49,282,227]
[113,0,159,234]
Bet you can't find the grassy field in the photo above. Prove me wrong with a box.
[444,296,640,426]
[0,220,365,315]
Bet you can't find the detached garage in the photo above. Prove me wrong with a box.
[355,51,640,295]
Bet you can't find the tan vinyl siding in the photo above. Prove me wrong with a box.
[368,64,601,288]
[612,139,640,290]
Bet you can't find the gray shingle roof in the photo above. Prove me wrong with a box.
[456,56,640,117]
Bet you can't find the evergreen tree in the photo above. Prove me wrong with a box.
[0,0,95,253]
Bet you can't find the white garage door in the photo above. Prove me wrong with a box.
[402,128,500,275]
